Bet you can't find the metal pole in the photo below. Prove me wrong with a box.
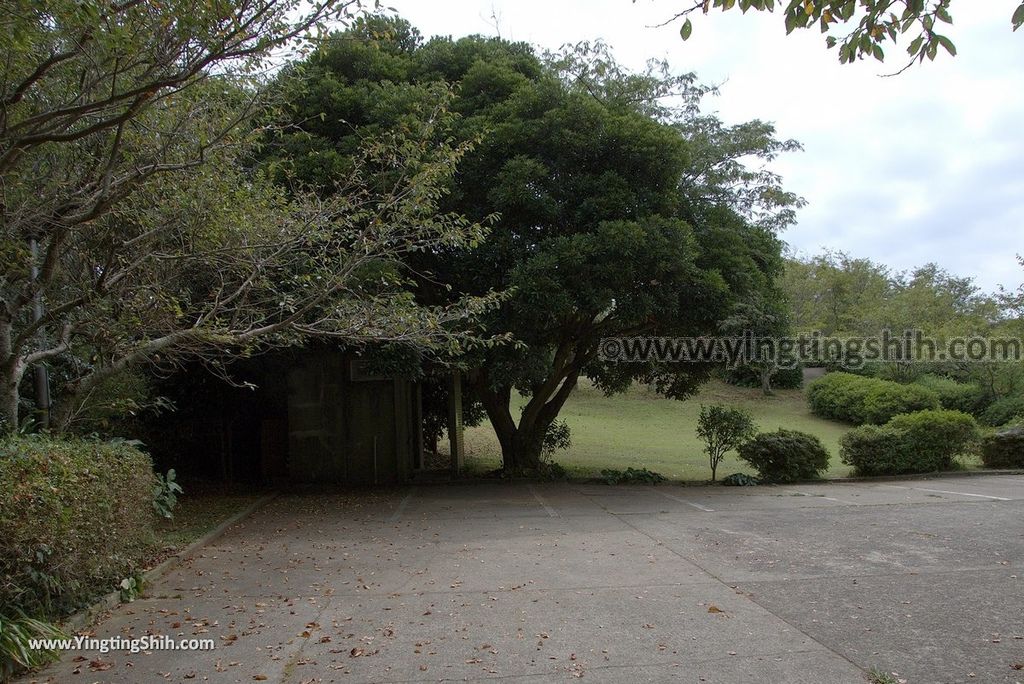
[29,238,50,429]
[373,435,378,486]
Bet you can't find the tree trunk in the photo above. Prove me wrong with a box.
[760,366,774,396]
[481,414,548,471]
[471,368,580,472]
[0,320,18,434]
[0,377,18,434]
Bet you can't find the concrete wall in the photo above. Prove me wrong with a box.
[286,353,418,484]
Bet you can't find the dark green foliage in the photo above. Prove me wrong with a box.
[536,460,570,481]
[980,428,1024,468]
[807,372,940,424]
[696,404,756,481]
[0,436,156,620]
[600,467,667,485]
[838,425,902,476]
[152,469,183,519]
[979,396,1024,427]
[725,364,803,390]
[914,375,989,416]
[721,472,759,486]
[541,419,572,456]
[736,429,830,482]
[840,409,980,475]
[0,610,66,681]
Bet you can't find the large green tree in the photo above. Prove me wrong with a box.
[271,17,801,469]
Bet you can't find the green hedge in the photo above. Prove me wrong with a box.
[980,427,1024,468]
[737,429,831,483]
[840,409,979,475]
[979,396,1024,427]
[0,436,156,620]
[913,375,989,416]
[807,372,940,425]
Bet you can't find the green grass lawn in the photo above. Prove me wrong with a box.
[463,379,856,481]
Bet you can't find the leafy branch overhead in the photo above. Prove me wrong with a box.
[663,0,1024,70]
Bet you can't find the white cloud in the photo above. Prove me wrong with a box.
[386,0,1024,293]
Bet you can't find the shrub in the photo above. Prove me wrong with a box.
[736,429,831,483]
[807,372,940,425]
[914,375,989,416]
[807,372,866,423]
[838,425,903,476]
[840,409,979,475]
[695,404,756,482]
[979,396,1024,427]
[860,382,943,424]
[724,364,803,390]
[0,436,157,620]
[980,427,1024,468]
[600,467,666,485]
[721,472,759,486]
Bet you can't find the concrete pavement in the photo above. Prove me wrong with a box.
[26,475,1024,683]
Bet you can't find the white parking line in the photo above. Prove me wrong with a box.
[388,488,415,522]
[783,489,851,504]
[910,487,1010,501]
[527,484,560,517]
[658,491,714,512]
[877,483,1010,501]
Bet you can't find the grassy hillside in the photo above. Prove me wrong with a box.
[463,379,855,480]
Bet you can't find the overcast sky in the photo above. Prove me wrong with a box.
[384,0,1024,294]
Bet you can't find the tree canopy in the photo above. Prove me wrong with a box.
[269,16,802,469]
[0,2,497,433]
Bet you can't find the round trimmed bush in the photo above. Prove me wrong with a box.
[859,383,942,425]
[980,428,1024,469]
[737,429,831,483]
[839,425,903,476]
[840,409,980,475]
[807,372,869,423]
[0,436,157,619]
